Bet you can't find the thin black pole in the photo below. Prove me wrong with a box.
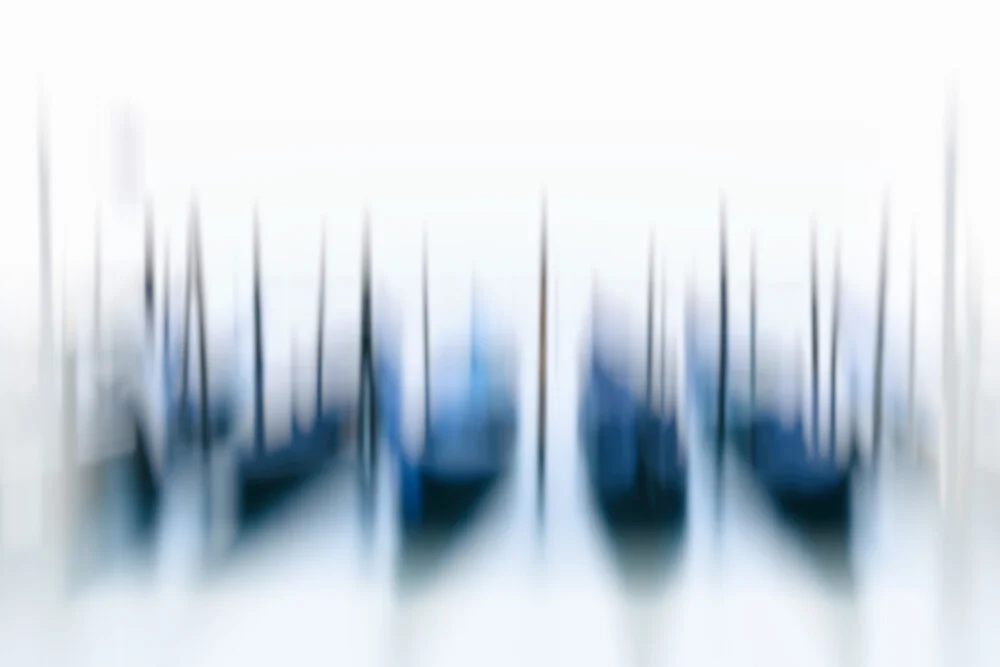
[191,205,211,456]
[829,236,841,459]
[179,210,194,420]
[749,235,757,465]
[660,258,667,417]
[315,222,327,416]
[716,200,729,482]
[162,236,171,365]
[359,212,377,472]
[872,197,890,462]
[810,221,820,455]
[422,223,431,448]
[646,228,655,409]
[252,210,265,456]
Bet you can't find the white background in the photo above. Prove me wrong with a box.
[1,3,1000,664]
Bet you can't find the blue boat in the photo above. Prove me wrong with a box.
[378,230,518,531]
[581,237,686,524]
[682,212,863,533]
[233,217,353,524]
[736,228,857,524]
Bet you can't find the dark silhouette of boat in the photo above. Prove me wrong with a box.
[581,233,686,527]
[688,211,861,529]
[377,226,518,538]
[232,214,356,528]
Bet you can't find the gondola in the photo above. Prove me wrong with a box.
[580,233,686,525]
[230,215,356,528]
[378,226,517,533]
[731,222,858,527]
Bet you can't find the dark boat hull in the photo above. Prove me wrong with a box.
[581,355,687,522]
[236,417,346,524]
[398,417,516,529]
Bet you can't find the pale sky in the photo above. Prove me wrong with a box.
[2,0,1000,463]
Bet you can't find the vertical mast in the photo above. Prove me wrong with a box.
[660,256,667,416]
[750,235,757,464]
[716,199,729,472]
[646,228,655,409]
[191,204,211,455]
[422,223,431,447]
[873,198,889,462]
[537,199,548,484]
[315,221,327,414]
[252,210,265,456]
[810,222,820,454]
[829,236,841,459]
[359,211,377,471]
[162,236,171,376]
[180,209,194,416]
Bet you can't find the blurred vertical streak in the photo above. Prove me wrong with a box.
[365,212,377,470]
[645,228,655,409]
[180,209,194,419]
[942,87,957,507]
[643,227,655,506]
[315,221,326,418]
[750,235,757,464]
[253,209,265,456]
[810,221,819,455]
[191,203,212,543]
[163,236,171,361]
[422,222,431,450]
[359,210,377,507]
[144,200,155,343]
[872,197,889,463]
[179,202,211,456]
[537,197,548,517]
[659,254,667,417]
[37,92,53,387]
[829,236,841,459]
[716,198,728,525]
